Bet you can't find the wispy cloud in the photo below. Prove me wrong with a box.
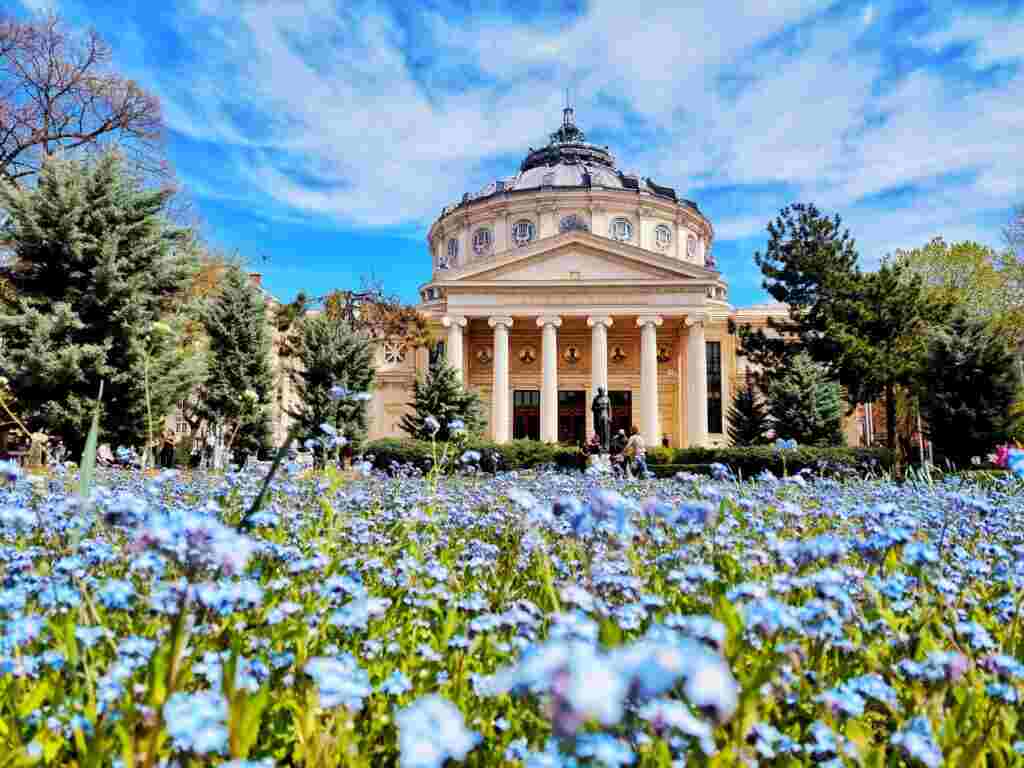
[83,0,1024,301]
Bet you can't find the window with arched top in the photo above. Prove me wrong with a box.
[512,219,535,246]
[472,227,492,255]
[655,224,672,250]
[447,238,459,264]
[609,217,633,242]
[686,234,698,260]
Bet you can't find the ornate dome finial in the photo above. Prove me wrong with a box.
[550,87,585,144]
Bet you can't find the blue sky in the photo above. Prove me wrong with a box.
[14,0,1024,307]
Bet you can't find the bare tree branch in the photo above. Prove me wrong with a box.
[0,11,165,186]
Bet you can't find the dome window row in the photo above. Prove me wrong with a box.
[435,217,705,269]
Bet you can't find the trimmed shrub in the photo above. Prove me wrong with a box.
[361,438,582,474]
[645,445,893,478]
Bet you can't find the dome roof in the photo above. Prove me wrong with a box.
[440,107,699,218]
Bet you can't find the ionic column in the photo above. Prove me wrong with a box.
[441,316,467,381]
[537,316,562,442]
[637,315,663,446]
[587,316,614,395]
[686,314,708,448]
[488,316,514,443]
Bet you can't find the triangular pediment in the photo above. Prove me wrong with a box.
[442,231,716,284]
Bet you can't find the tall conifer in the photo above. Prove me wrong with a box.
[0,152,202,451]
[287,314,374,448]
[199,265,274,458]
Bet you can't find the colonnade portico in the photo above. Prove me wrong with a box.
[442,311,713,447]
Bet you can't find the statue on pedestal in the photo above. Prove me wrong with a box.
[591,386,611,454]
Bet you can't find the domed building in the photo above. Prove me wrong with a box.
[367,107,784,448]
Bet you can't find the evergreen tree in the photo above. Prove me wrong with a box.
[764,353,844,446]
[737,204,948,454]
[917,313,1020,467]
[287,313,374,449]
[0,152,203,452]
[738,203,860,374]
[400,360,483,441]
[727,377,771,446]
[199,265,274,459]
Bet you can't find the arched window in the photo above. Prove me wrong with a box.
[512,219,535,246]
[655,224,672,250]
[609,217,633,242]
[447,238,459,264]
[687,234,698,260]
[472,227,492,255]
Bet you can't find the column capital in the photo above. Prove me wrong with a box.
[684,312,711,328]
[441,315,468,328]
[536,315,562,328]
[636,315,664,328]
[488,316,514,330]
[586,316,614,329]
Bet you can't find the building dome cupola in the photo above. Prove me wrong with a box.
[520,104,616,173]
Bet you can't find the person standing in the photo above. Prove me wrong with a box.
[160,429,177,468]
[625,425,648,479]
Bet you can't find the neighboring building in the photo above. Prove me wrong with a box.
[363,107,801,448]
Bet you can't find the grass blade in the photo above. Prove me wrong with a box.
[79,380,104,503]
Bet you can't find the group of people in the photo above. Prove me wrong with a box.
[587,424,649,478]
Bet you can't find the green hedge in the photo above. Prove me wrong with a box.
[361,438,582,474]
[645,445,894,478]
[361,439,893,478]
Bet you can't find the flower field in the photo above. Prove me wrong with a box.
[1,459,1024,767]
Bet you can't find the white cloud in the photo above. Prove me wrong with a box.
[122,0,1022,280]
[914,9,1024,69]
[17,0,58,13]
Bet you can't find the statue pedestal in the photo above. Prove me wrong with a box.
[587,453,612,475]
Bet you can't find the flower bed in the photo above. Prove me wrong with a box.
[0,458,1022,765]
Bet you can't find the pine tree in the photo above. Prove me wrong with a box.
[917,313,1020,467]
[0,151,203,452]
[764,352,844,446]
[728,377,771,446]
[199,265,274,459]
[400,360,483,441]
[287,313,374,448]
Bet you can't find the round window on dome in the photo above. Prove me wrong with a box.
[472,227,492,255]
[512,219,535,246]
[447,238,459,264]
[609,217,633,242]
[655,224,672,250]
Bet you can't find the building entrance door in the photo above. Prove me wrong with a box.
[513,390,540,441]
[558,390,586,446]
[609,391,632,438]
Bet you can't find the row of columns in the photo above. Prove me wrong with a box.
[442,314,708,448]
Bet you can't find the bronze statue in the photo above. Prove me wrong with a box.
[591,386,611,453]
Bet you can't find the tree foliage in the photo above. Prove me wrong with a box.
[400,360,483,442]
[727,377,772,447]
[916,313,1021,467]
[894,238,1024,344]
[738,203,946,454]
[287,314,374,447]
[738,203,859,375]
[0,12,165,185]
[0,151,202,451]
[763,352,844,447]
[198,265,274,457]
